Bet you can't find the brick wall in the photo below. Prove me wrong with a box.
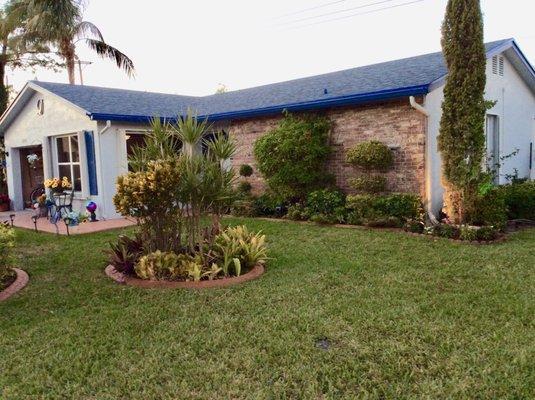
[229,98,427,198]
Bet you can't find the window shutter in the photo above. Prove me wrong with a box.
[84,131,99,196]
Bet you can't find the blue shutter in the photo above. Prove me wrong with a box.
[84,131,99,196]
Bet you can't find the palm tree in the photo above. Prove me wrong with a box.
[23,0,134,84]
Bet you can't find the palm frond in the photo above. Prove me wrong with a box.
[84,38,135,77]
[76,21,104,41]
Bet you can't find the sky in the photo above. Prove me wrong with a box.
[6,0,535,96]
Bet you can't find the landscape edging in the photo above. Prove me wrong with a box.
[0,268,29,302]
[105,264,265,289]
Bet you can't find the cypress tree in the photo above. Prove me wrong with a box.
[438,0,487,223]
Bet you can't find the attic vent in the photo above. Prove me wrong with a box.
[492,55,504,76]
[36,99,44,115]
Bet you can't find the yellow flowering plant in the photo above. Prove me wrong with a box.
[44,177,72,192]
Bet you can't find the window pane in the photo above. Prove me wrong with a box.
[57,137,70,163]
[70,135,80,162]
[58,165,71,183]
[72,165,81,191]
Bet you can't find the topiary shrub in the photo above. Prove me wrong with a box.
[254,112,332,201]
[349,175,387,194]
[239,164,253,177]
[237,181,252,194]
[346,141,393,171]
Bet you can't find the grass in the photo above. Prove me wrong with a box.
[0,218,534,399]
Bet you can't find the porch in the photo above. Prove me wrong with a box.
[0,210,135,235]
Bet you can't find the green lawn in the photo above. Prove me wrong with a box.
[1,219,534,399]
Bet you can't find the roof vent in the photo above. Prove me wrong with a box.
[36,99,44,115]
[492,55,504,76]
[323,88,328,95]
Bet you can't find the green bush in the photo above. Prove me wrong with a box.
[254,112,332,201]
[306,189,346,215]
[404,219,425,234]
[239,164,254,177]
[466,188,507,228]
[500,181,535,220]
[231,199,256,217]
[309,213,338,225]
[253,193,284,217]
[426,223,460,239]
[0,224,15,286]
[346,141,393,171]
[346,193,422,226]
[107,234,144,275]
[237,181,252,194]
[286,203,310,221]
[349,175,387,194]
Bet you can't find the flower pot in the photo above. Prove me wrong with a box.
[0,203,9,212]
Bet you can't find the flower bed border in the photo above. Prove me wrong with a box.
[105,264,265,289]
[252,216,509,244]
[0,268,29,302]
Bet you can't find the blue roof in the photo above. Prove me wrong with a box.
[25,39,517,123]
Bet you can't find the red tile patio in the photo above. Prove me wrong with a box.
[0,210,136,235]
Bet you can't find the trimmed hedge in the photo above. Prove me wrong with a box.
[500,181,535,220]
[346,193,422,226]
[349,175,387,194]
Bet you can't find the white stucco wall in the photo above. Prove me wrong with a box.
[425,52,535,215]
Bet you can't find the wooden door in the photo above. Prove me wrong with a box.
[19,146,44,208]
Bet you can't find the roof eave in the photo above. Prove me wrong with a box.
[89,84,429,123]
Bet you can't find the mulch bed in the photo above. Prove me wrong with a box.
[0,268,29,302]
[105,264,265,289]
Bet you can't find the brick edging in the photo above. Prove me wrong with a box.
[0,268,29,302]
[105,264,265,289]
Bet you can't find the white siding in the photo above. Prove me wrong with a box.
[425,53,535,214]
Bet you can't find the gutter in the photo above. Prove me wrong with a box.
[87,84,430,123]
[409,96,439,225]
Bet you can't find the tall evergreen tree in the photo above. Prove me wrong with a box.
[438,0,487,223]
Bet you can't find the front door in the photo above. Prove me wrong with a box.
[19,146,44,208]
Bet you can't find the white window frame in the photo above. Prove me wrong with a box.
[485,114,501,184]
[53,133,83,194]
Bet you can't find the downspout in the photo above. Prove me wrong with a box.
[97,120,112,219]
[409,96,439,224]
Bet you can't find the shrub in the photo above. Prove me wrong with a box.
[349,175,387,194]
[213,226,268,275]
[404,219,425,234]
[346,193,422,224]
[346,141,393,171]
[426,223,460,239]
[466,188,507,228]
[500,181,535,220]
[237,181,252,194]
[231,199,256,217]
[253,193,284,217]
[134,251,184,281]
[286,203,310,221]
[107,234,144,275]
[0,224,15,285]
[254,112,332,201]
[459,226,480,242]
[239,164,253,177]
[306,189,345,215]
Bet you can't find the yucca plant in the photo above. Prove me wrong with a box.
[174,112,210,157]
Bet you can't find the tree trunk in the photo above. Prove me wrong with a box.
[0,59,8,116]
[60,39,76,84]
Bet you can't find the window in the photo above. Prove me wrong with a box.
[56,134,81,191]
[486,115,500,184]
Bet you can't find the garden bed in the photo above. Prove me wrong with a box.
[0,268,29,302]
[105,263,264,289]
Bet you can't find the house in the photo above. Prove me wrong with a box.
[0,38,534,220]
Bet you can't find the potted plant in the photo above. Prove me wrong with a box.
[44,177,72,194]
[0,194,9,212]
